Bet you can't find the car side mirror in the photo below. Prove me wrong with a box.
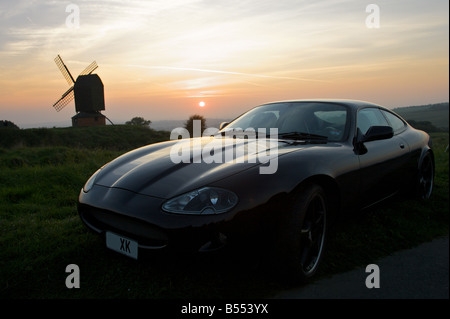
[219,122,229,130]
[363,126,394,142]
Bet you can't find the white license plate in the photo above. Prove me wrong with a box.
[106,232,138,259]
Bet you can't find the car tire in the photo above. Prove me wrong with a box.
[415,152,434,200]
[276,184,328,284]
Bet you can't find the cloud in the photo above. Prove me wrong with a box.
[124,64,328,82]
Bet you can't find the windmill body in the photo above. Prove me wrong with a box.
[53,55,106,127]
[74,74,105,113]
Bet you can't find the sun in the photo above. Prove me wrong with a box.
[199,101,206,107]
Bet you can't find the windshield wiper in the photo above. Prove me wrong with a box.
[278,131,328,141]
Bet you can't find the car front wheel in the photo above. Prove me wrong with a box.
[416,152,434,200]
[277,184,328,283]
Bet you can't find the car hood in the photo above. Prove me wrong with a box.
[94,136,305,199]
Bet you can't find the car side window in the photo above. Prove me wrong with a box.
[357,108,389,135]
[381,110,406,134]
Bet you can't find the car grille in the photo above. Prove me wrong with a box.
[80,206,169,248]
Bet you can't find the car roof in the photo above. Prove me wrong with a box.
[262,99,384,110]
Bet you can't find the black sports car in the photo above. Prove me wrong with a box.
[78,99,434,282]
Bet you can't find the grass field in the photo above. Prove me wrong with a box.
[0,126,448,299]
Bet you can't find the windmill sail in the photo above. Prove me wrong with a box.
[54,55,75,85]
[79,61,98,76]
[53,87,74,112]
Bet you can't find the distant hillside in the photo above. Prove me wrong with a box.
[0,125,170,151]
[394,102,449,130]
[150,106,449,132]
[151,118,232,131]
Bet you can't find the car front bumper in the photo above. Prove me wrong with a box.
[78,185,244,254]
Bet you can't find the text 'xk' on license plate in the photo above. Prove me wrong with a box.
[106,231,138,259]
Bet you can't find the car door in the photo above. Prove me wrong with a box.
[380,109,415,189]
[356,107,410,207]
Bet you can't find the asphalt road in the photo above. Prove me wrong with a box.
[274,236,449,299]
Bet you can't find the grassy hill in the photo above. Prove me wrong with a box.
[394,102,449,131]
[0,125,170,151]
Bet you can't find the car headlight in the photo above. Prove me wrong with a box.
[162,187,238,215]
[83,168,102,193]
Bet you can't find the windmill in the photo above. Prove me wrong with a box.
[53,55,107,127]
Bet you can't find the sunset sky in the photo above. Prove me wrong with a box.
[0,0,448,128]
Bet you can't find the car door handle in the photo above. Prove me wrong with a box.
[399,143,405,149]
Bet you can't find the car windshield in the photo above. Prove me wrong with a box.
[221,102,349,142]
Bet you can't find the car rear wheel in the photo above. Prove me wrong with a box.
[416,153,434,200]
[277,184,328,283]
